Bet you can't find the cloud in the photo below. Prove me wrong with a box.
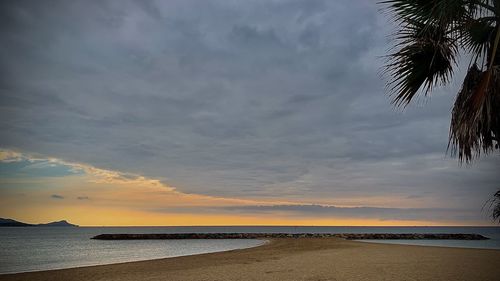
[51,194,64,200]
[151,203,485,222]
[0,150,24,162]
[0,0,498,225]
[0,150,495,225]
[219,204,482,222]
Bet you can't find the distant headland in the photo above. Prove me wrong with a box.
[0,218,78,227]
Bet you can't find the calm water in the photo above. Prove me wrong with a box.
[1,226,499,274]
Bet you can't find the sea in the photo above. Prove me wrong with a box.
[1,226,499,274]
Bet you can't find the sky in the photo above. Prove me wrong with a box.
[0,0,499,226]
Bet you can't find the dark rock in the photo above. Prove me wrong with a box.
[91,233,489,240]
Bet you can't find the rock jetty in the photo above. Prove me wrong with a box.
[91,233,489,240]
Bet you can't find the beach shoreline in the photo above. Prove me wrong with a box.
[0,239,269,275]
[1,238,500,281]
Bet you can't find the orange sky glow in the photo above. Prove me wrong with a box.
[0,150,493,227]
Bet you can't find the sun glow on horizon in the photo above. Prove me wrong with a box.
[0,149,495,227]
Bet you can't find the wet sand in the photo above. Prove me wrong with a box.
[1,238,499,281]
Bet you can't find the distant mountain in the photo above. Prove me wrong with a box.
[0,218,78,227]
[38,220,78,227]
[0,218,32,227]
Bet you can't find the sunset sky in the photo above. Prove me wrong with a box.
[1,0,499,226]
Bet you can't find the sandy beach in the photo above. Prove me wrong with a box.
[1,238,499,281]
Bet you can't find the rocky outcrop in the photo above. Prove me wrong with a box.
[91,233,489,240]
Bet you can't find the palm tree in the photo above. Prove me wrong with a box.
[381,0,499,222]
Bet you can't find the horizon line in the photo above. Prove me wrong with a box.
[74,224,500,227]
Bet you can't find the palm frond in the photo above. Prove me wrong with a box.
[449,64,500,162]
[486,189,500,222]
[460,16,495,61]
[385,21,458,106]
[494,190,500,222]
[381,0,470,26]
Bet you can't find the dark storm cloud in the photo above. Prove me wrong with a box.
[0,0,499,221]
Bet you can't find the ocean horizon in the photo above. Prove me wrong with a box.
[1,226,499,274]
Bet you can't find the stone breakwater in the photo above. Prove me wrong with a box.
[91,233,489,240]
